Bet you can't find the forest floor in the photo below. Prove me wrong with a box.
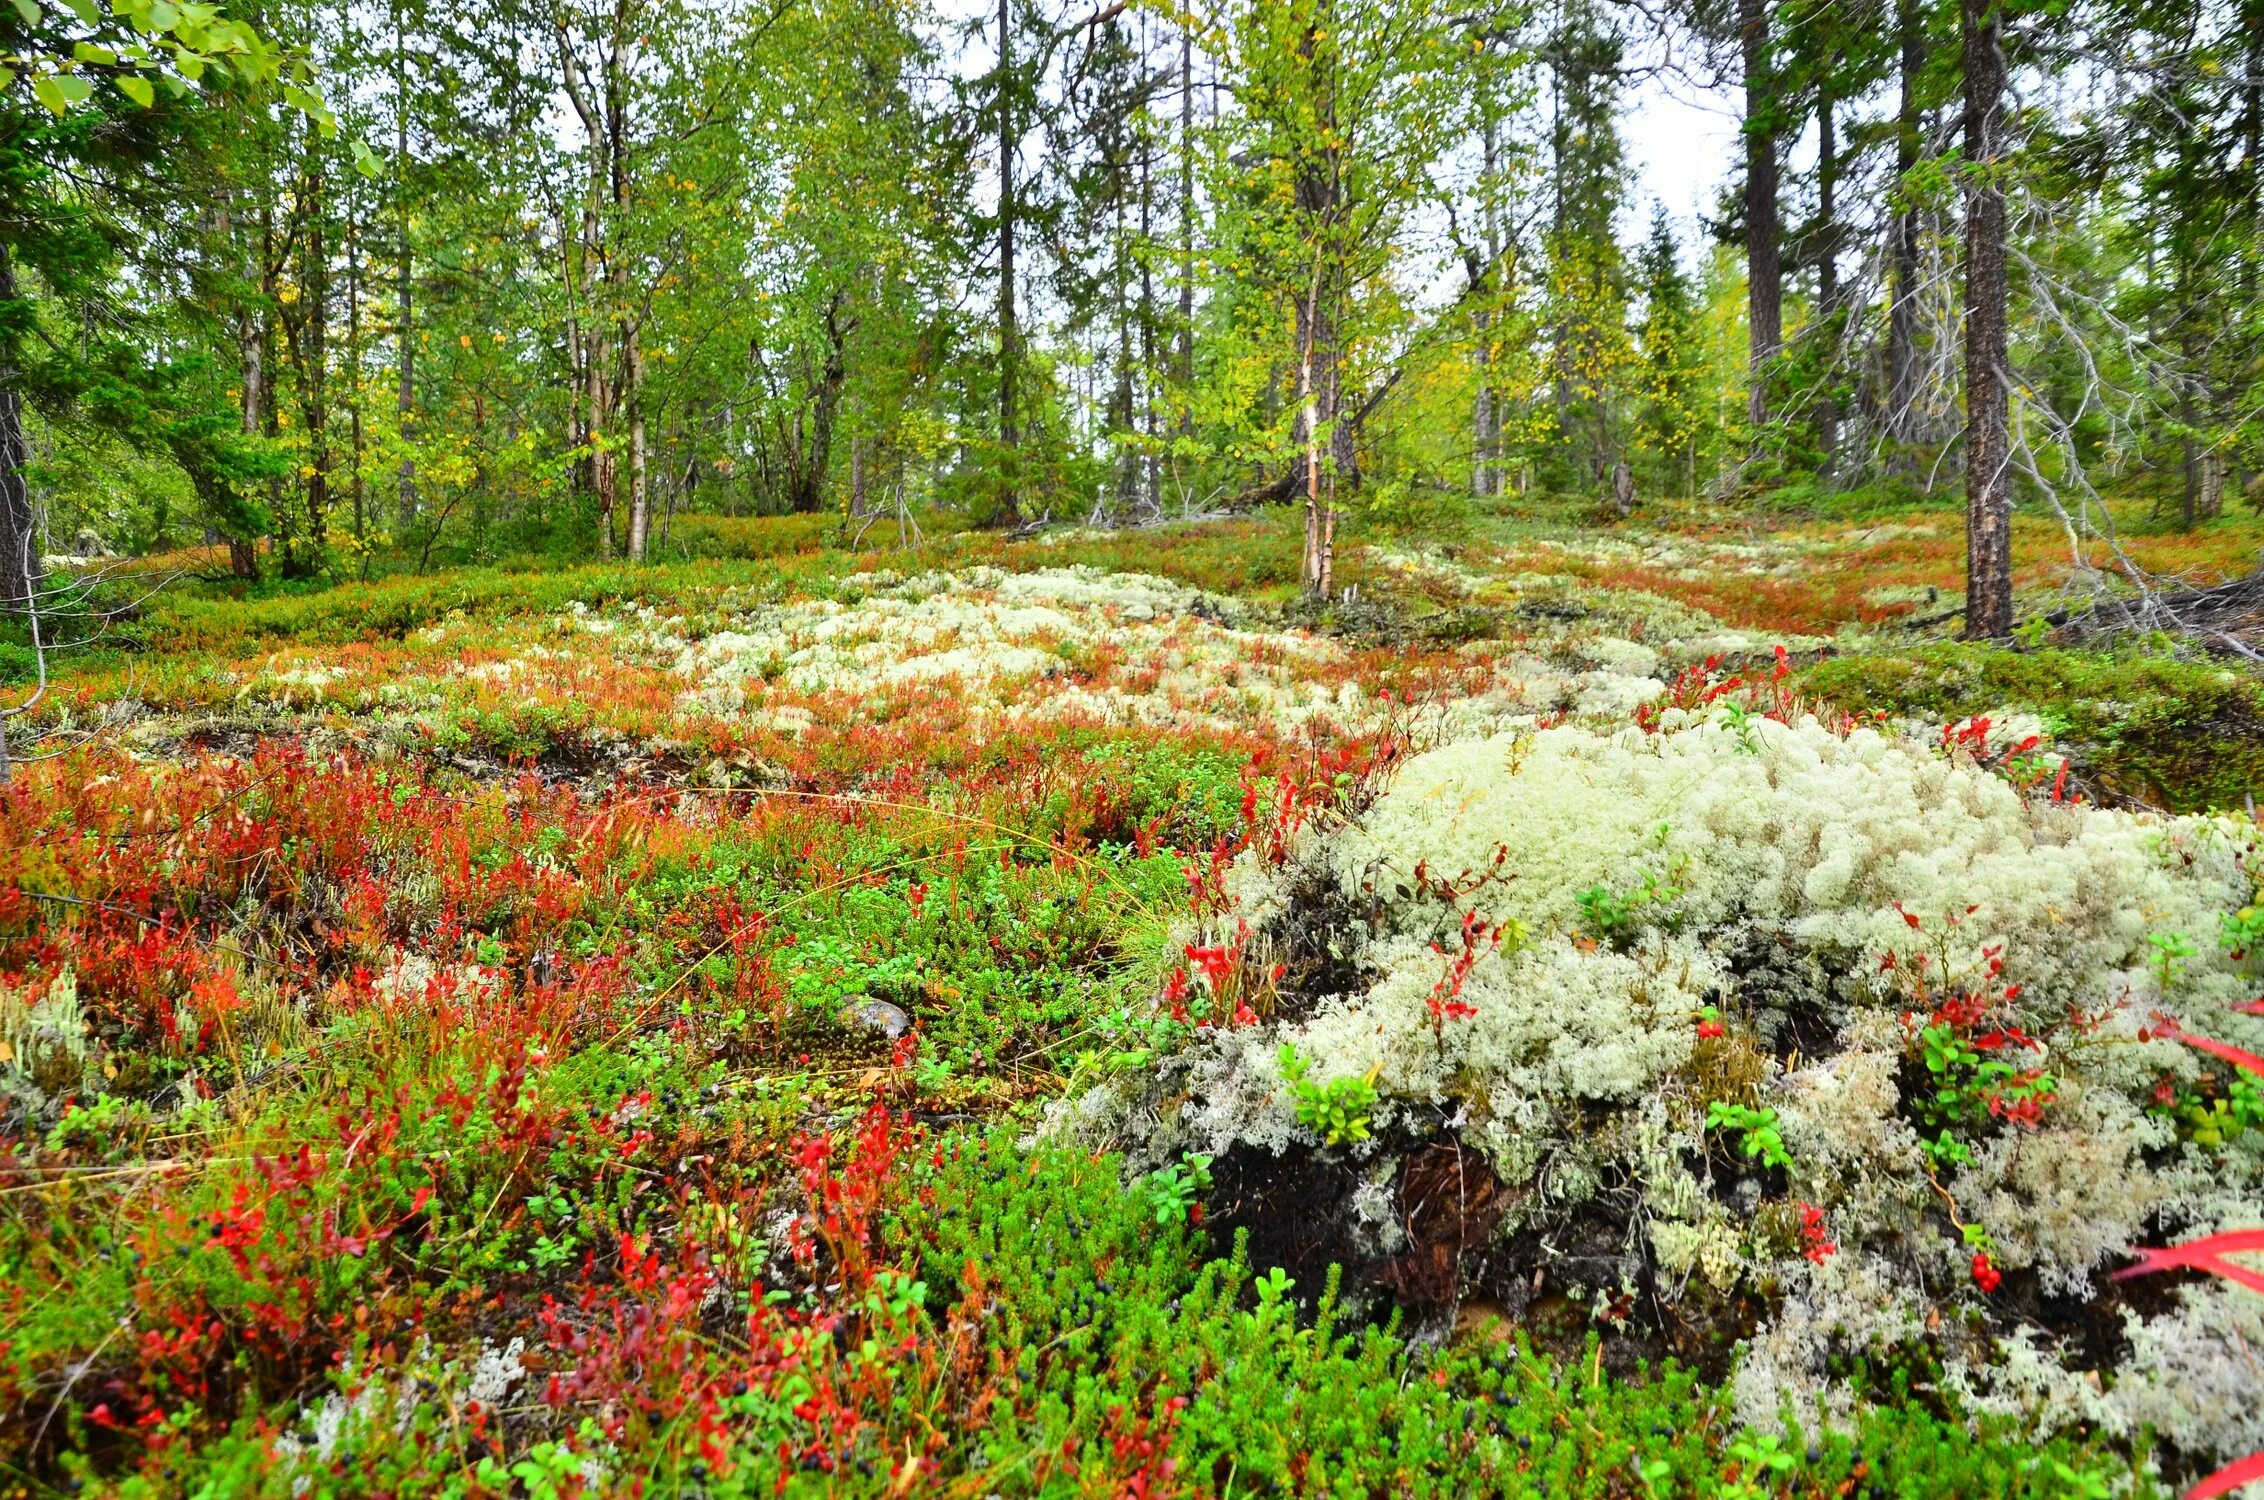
[3,493,2261,1496]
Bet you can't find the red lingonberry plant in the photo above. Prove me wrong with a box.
[1797,1203,1837,1265]
[2113,1022,2264,1499]
[1426,908,1509,1024]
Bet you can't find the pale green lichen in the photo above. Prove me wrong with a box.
[1066,707,2264,1468]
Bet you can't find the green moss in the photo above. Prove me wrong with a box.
[1795,642,2264,812]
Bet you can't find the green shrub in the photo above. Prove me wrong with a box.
[1705,1100,1794,1171]
[1280,1043,1380,1146]
[1072,738,1249,848]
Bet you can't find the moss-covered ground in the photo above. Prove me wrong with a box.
[0,496,2250,1497]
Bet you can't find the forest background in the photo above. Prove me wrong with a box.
[6,0,2258,636]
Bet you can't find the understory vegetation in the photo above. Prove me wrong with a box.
[10,0,2264,1479]
[0,507,2260,1497]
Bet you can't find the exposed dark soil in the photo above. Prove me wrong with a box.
[1262,866,1379,1024]
[1202,1134,1761,1382]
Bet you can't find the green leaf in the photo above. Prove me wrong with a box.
[144,0,175,28]
[172,48,203,80]
[0,67,15,92]
[52,72,90,103]
[32,75,69,113]
[73,41,116,64]
[116,72,151,105]
[61,0,96,22]
[281,80,338,135]
[5,0,33,26]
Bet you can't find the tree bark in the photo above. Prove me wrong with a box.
[1139,52,1161,520]
[303,156,331,560]
[1740,0,1781,445]
[261,203,290,567]
[1176,9,1194,443]
[1112,164,1138,518]
[2182,375,2199,530]
[996,0,1020,522]
[589,330,614,555]
[626,328,648,559]
[232,206,265,583]
[1474,111,1500,498]
[556,9,619,555]
[347,199,367,567]
[1962,0,2013,639]
[1296,266,1334,593]
[394,9,417,534]
[788,296,851,514]
[1295,7,1340,598]
[0,245,39,612]
[605,0,638,556]
[1298,330,1333,596]
[1816,92,1840,478]
[558,210,587,515]
[1886,0,1924,456]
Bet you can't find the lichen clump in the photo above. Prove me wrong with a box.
[1067,703,2264,1465]
[669,565,1376,739]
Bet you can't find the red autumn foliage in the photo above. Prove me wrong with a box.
[1797,1203,1837,1265]
[2116,1023,2264,1499]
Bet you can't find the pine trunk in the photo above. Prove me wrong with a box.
[234,213,265,582]
[1816,95,1840,479]
[1740,0,1782,444]
[0,245,38,613]
[996,0,1020,522]
[1886,0,1924,456]
[1961,0,2013,639]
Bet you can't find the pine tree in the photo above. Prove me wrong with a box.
[1538,0,1635,503]
[1636,206,1706,498]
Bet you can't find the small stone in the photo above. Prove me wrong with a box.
[842,999,911,1039]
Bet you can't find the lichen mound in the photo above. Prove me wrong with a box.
[1061,708,2264,1466]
